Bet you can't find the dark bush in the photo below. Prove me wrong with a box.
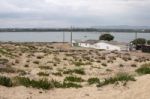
[0,76,12,87]
[99,34,114,41]
[131,38,146,45]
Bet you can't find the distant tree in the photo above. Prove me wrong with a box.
[99,34,114,41]
[147,40,150,45]
[131,38,146,45]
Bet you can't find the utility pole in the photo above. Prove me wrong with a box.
[63,32,65,43]
[70,26,73,46]
[135,32,138,39]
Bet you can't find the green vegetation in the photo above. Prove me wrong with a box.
[73,61,85,66]
[97,73,136,87]
[0,67,16,73]
[0,76,12,87]
[73,68,85,75]
[37,72,49,76]
[88,77,100,85]
[0,67,26,75]
[131,38,146,45]
[0,58,9,65]
[64,76,84,82]
[0,48,14,57]
[99,34,114,41]
[62,82,82,88]
[52,72,62,76]
[16,77,53,89]
[63,68,85,75]
[39,66,52,70]
[16,77,82,89]
[136,63,150,75]
[147,40,150,45]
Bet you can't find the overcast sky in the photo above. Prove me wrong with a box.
[0,0,150,28]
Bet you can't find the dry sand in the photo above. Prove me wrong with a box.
[0,74,150,99]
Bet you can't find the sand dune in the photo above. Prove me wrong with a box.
[0,74,150,99]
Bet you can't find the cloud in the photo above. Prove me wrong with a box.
[0,0,150,27]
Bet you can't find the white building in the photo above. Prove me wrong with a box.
[72,40,129,51]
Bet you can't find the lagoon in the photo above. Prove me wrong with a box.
[0,32,149,42]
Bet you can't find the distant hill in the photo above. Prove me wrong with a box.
[92,25,150,29]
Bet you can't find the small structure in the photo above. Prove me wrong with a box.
[72,40,129,51]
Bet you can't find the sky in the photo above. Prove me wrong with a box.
[0,0,150,28]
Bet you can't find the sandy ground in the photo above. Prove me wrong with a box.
[0,74,150,99]
[0,42,150,99]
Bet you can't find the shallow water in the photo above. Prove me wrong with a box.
[0,32,149,42]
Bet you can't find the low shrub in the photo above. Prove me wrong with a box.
[97,73,136,87]
[101,63,107,67]
[131,64,137,67]
[88,77,100,85]
[62,82,82,88]
[73,61,85,66]
[52,72,62,76]
[16,77,53,90]
[63,69,74,74]
[73,68,85,75]
[0,76,12,87]
[39,66,52,70]
[36,56,44,59]
[136,63,150,75]
[51,80,62,88]
[0,67,26,75]
[24,64,29,68]
[0,59,9,65]
[0,67,16,73]
[63,68,85,75]
[64,76,84,82]
[37,72,49,76]
[119,64,124,67]
[33,61,40,64]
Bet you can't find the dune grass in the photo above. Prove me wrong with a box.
[88,77,100,85]
[62,82,82,88]
[64,76,84,82]
[37,72,49,76]
[39,66,53,70]
[15,77,82,89]
[63,68,85,75]
[97,73,136,87]
[136,63,150,75]
[16,77,53,89]
[52,72,62,76]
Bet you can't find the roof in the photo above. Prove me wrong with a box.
[73,39,99,44]
[73,39,129,46]
[83,40,99,44]
[98,41,128,46]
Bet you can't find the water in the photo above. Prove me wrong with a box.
[0,32,149,43]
